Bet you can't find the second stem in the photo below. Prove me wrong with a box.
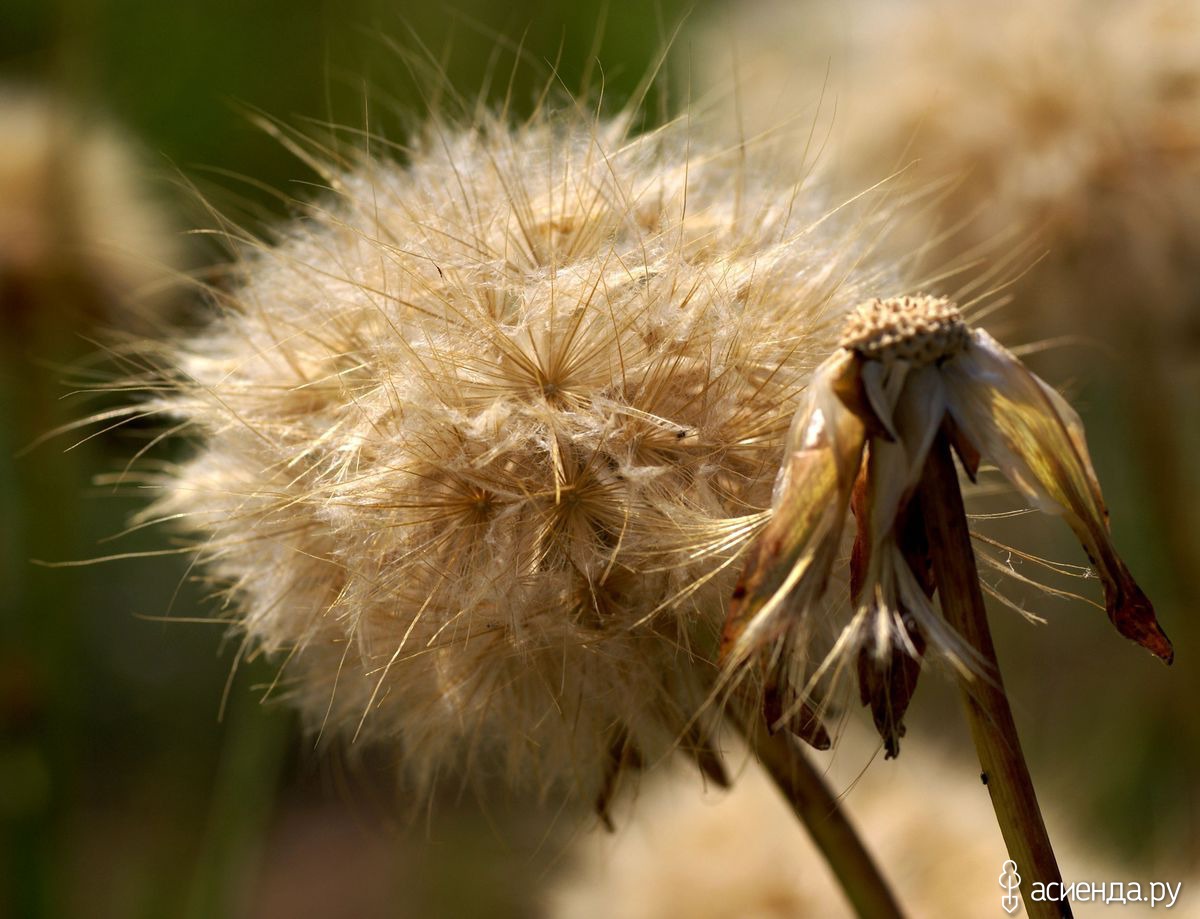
[745,720,906,919]
[917,427,1072,919]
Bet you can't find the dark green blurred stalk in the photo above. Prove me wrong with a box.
[1,294,88,919]
[180,690,289,919]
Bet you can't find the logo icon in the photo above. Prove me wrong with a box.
[999,860,1022,914]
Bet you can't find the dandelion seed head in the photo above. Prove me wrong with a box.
[839,295,967,366]
[137,106,901,800]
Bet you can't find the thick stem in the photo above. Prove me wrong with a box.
[918,428,1071,919]
[738,719,906,919]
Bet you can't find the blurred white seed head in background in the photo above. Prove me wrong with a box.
[546,730,1180,919]
[697,0,1200,344]
[0,86,181,337]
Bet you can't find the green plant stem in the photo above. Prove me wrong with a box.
[739,719,906,919]
[918,428,1071,919]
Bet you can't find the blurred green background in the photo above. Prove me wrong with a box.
[0,1,1195,917]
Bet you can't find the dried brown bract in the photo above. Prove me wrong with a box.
[724,296,1170,754]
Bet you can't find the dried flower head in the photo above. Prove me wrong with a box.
[723,295,1172,754]
[0,86,179,335]
[128,106,904,801]
[838,295,968,366]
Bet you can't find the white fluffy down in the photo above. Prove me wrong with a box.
[142,110,899,797]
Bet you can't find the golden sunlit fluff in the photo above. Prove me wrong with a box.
[126,103,908,801]
[0,86,179,336]
[546,733,1177,919]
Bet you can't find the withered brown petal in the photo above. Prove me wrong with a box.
[594,726,643,832]
[764,681,832,750]
[857,500,933,758]
[943,332,1173,663]
[856,616,926,760]
[897,491,936,599]
[721,351,866,663]
[943,413,982,482]
[832,352,896,442]
[683,722,731,790]
[849,463,871,604]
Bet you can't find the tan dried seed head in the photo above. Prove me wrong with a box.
[839,295,967,365]
[121,106,905,803]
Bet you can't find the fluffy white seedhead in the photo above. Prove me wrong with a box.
[136,106,900,800]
